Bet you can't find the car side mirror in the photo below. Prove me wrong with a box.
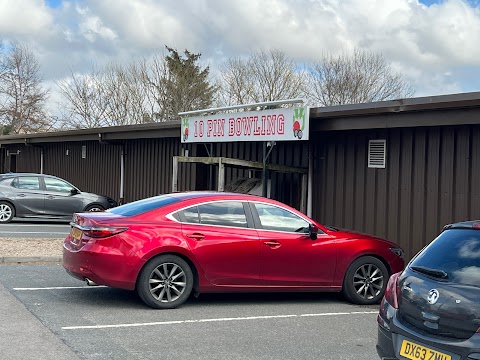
[309,224,318,240]
[70,188,79,196]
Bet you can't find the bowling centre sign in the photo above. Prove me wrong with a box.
[180,106,309,143]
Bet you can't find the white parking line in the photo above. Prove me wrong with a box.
[1,225,70,228]
[14,286,107,291]
[62,311,378,330]
[300,312,350,317]
[0,232,68,234]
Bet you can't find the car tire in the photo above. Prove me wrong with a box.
[342,256,388,305]
[137,254,194,309]
[298,130,303,139]
[85,205,105,212]
[0,201,15,223]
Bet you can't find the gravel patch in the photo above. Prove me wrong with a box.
[0,238,64,258]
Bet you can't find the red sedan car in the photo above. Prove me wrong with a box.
[63,192,404,309]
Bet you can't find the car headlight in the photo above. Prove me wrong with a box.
[389,247,404,259]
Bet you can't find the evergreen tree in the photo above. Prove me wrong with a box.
[162,46,216,120]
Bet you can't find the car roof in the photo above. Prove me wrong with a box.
[443,221,480,230]
[0,173,57,178]
[0,173,40,177]
[168,191,263,202]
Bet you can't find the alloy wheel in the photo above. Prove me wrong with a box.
[148,263,187,303]
[353,263,384,300]
[0,204,13,222]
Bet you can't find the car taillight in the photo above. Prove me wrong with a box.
[84,226,128,238]
[384,272,401,309]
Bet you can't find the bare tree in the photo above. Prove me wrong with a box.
[141,53,168,121]
[58,61,154,129]
[58,46,215,128]
[0,42,50,134]
[56,65,107,129]
[217,49,305,106]
[306,49,414,106]
[217,57,255,106]
[100,62,152,126]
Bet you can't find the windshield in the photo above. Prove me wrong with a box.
[410,229,480,287]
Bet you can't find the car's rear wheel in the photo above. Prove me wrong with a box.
[342,256,388,305]
[0,201,15,223]
[85,205,105,212]
[137,254,193,309]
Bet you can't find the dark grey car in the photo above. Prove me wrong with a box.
[0,173,117,223]
[377,221,480,360]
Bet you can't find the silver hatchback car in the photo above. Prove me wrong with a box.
[0,173,117,223]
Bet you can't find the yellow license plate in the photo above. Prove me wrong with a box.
[70,227,83,242]
[400,340,451,360]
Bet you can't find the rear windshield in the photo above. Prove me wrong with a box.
[410,229,480,287]
[107,195,180,217]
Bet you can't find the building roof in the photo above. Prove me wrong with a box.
[0,120,181,145]
[1,91,480,145]
[310,91,480,119]
[310,91,480,131]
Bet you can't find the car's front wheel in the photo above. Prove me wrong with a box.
[342,256,388,305]
[137,254,194,309]
[85,205,105,212]
[0,201,15,223]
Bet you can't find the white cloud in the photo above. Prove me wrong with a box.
[76,8,118,43]
[1,0,480,109]
[0,0,53,36]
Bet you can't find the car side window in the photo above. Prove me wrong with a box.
[44,177,74,193]
[177,202,249,228]
[182,206,200,223]
[11,176,40,190]
[253,203,310,233]
[198,202,248,228]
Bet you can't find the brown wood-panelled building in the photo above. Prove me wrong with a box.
[2,92,480,260]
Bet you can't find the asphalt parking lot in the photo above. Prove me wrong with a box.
[0,263,382,360]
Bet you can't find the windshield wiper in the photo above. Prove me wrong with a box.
[411,266,448,279]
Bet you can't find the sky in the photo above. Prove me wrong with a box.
[1,0,480,112]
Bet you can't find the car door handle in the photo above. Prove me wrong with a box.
[46,195,55,199]
[186,233,205,241]
[264,241,281,248]
[17,193,26,197]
